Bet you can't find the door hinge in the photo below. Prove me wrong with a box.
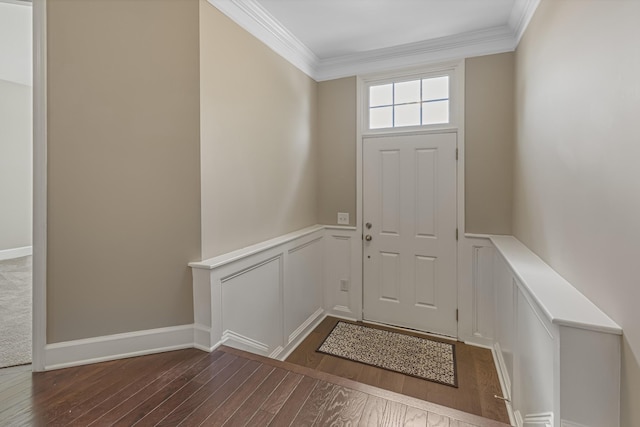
[456,309,459,322]
[455,228,458,241]
[455,148,459,160]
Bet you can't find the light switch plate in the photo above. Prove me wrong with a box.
[337,212,349,225]
[340,279,349,291]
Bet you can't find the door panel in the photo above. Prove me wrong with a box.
[363,132,457,337]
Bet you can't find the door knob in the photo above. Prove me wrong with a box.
[365,222,372,229]
[365,235,372,241]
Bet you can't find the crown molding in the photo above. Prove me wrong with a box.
[315,26,515,81]
[509,0,541,44]
[207,0,540,82]
[207,0,319,77]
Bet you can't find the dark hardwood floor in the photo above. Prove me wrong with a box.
[286,316,510,424]
[0,344,510,426]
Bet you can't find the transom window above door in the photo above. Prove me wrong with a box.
[368,75,450,130]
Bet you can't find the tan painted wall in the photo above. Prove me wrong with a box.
[514,1,640,424]
[465,53,514,235]
[199,1,318,259]
[317,77,357,226]
[0,79,32,251]
[47,0,201,342]
[314,61,512,232]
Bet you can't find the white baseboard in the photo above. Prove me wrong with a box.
[0,246,32,261]
[44,324,195,370]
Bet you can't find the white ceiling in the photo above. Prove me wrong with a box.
[209,0,539,81]
[257,0,515,59]
[0,1,32,86]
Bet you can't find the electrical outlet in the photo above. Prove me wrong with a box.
[337,212,349,225]
[340,279,349,292]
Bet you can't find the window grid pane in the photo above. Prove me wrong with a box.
[369,76,450,129]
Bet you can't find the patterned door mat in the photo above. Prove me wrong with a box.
[317,321,457,387]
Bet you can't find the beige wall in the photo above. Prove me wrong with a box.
[514,1,640,425]
[47,0,201,342]
[199,1,318,259]
[317,77,357,226]
[0,79,32,251]
[314,62,513,232]
[465,53,514,235]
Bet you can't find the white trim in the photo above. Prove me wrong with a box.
[189,224,324,270]
[0,0,32,6]
[0,246,32,261]
[560,421,589,427]
[316,26,513,82]
[204,1,539,82]
[523,412,554,427]
[221,330,269,353]
[490,236,622,335]
[509,0,541,45]
[464,233,492,240]
[43,325,195,370]
[32,0,46,372]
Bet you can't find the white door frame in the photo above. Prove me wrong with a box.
[355,60,466,335]
[32,0,47,371]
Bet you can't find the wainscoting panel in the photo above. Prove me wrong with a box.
[323,226,361,320]
[190,225,326,359]
[221,255,283,355]
[285,237,323,344]
[458,235,494,347]
[512,283,556,423]
[491,236,621,427]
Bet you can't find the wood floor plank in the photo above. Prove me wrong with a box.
[427,411,451,427]
[110,352,241,426]
[286,316,509,424]
[245,371,303,426]
[315,386,368,426]
[131,351,240,426]
[192,363,274,427]
[55,349,197,426]
[223,346,509,427]
[33,352,163,424]
[357,395,386,427]
[449,420,478,427]
[221,366,289,426]
[259,374,316,426]
[0,345,509,427]
[288,378,336,426]
[68,349,209,426]
[173,359,261,426]
[381,400,407,426]
[85,349,212,426]
[404,406,429,427]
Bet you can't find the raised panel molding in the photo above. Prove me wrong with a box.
[458,235,494,347]
[190,225,326,360]
[491,236,621,427]
[323,227,361,320]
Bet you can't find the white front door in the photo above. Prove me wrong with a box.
[363,132,458,337]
